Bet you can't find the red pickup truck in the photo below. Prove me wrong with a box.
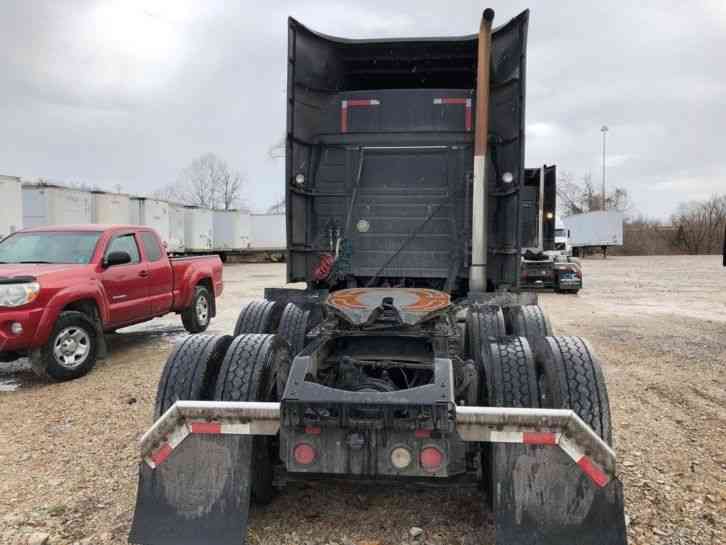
[0,225,223,381]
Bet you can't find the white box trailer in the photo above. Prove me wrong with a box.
[250,213,286,249]
[213,210,250,250]
[92,191,131,224]
[0,175,23,238]
[168,204,186,253]
[562,210,624,248]
[184,206,214,251]
[131,197,172,249]
[22,184,93,228]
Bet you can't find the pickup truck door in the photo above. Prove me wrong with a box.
[138,231,174,315]
[101,232,151,326]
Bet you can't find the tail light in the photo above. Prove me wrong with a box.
[390,447,413,469]
[420,446,444,472]
[293,443,316,465]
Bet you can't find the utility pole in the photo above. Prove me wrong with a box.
[600,125,608,210]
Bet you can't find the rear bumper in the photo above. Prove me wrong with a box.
[139,401,616,488]
[0,307,45,353]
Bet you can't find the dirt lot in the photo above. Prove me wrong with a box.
[1,256,724,545]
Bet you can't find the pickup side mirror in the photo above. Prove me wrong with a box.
[104,251,132,268]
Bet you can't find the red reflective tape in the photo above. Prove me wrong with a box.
[415,429,432,438]
[347,99,379,107]
[440,98,468,105]
[523,432,557,445]
[305,426,322,435]
[190,422,222,434]
[150,443,173,466]
[577,456,610,488]
[340,101,348,133]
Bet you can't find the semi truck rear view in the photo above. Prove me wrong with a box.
[129,9,627,545]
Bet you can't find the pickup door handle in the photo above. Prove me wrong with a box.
[139,271,150,278]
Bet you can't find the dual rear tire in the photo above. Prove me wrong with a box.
[154,332,291,504]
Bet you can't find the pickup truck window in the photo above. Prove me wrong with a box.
[0,232,101,264]
[105,234,141,264]
[140,232,163,262]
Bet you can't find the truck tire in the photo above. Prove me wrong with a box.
[32,311,100,381]
[533,336,612,444]
[505,305,553,339]
[479,336,538,507]
[214,334,291,504]
[465,305,505,364]
[153,334,233,419]
[181,285,213,333]
[233,300,283,336]
[483,336,539,408]
[277,303,310,356]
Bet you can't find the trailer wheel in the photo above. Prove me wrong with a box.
[505,305,553,339]
[233,300,283,336]
[214,334,291,504]
[277,303,310,356]
[533,336,612,444]
[153,334,233,419]
[181,285,213,333]
[465,305,506,364]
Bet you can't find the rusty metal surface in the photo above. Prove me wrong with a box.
[326,287,450,325]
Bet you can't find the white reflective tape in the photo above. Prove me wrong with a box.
[559,434,584,463]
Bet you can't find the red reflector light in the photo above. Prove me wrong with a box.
[414,429,431,438]
[420,446,444,472]
[293,443,316,465]
[305,426,321,435]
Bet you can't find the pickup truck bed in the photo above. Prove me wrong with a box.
[0,224,223,381]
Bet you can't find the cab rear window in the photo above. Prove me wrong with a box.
[140,232,163,262]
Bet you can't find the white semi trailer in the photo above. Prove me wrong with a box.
[563,210,624,257]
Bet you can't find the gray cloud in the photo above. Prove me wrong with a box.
[1,0,724,218]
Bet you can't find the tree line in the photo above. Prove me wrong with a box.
[558,172,725,256]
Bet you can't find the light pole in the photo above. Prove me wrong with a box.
[600,125,608,210]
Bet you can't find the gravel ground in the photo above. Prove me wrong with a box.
[1,256,724,545]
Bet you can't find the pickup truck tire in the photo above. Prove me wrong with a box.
[214,334,291,504]
[233,300,282,336]
[32,311,99,381]
[533,335,612,444]
[181,285,213,334]
[153,334,233,419]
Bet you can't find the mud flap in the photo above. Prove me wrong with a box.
[129,434,252,545]
[493,443,627,545]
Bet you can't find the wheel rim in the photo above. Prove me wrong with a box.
[53,327,91,369]
[196,295,210,325]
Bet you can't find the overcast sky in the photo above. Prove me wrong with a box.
[1,0,724,218]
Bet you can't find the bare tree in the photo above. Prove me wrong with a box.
[671,194,726,254]
[267,195,285,214]
[557,171,633,217]
[154,153,246,210]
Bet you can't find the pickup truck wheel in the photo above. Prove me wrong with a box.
[34,311,99,381]
[233,300,283,336]
[214,334,291,504]
[154,334,233,419]
[182,286,212,334]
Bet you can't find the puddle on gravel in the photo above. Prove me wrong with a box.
[0,358,31,391]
